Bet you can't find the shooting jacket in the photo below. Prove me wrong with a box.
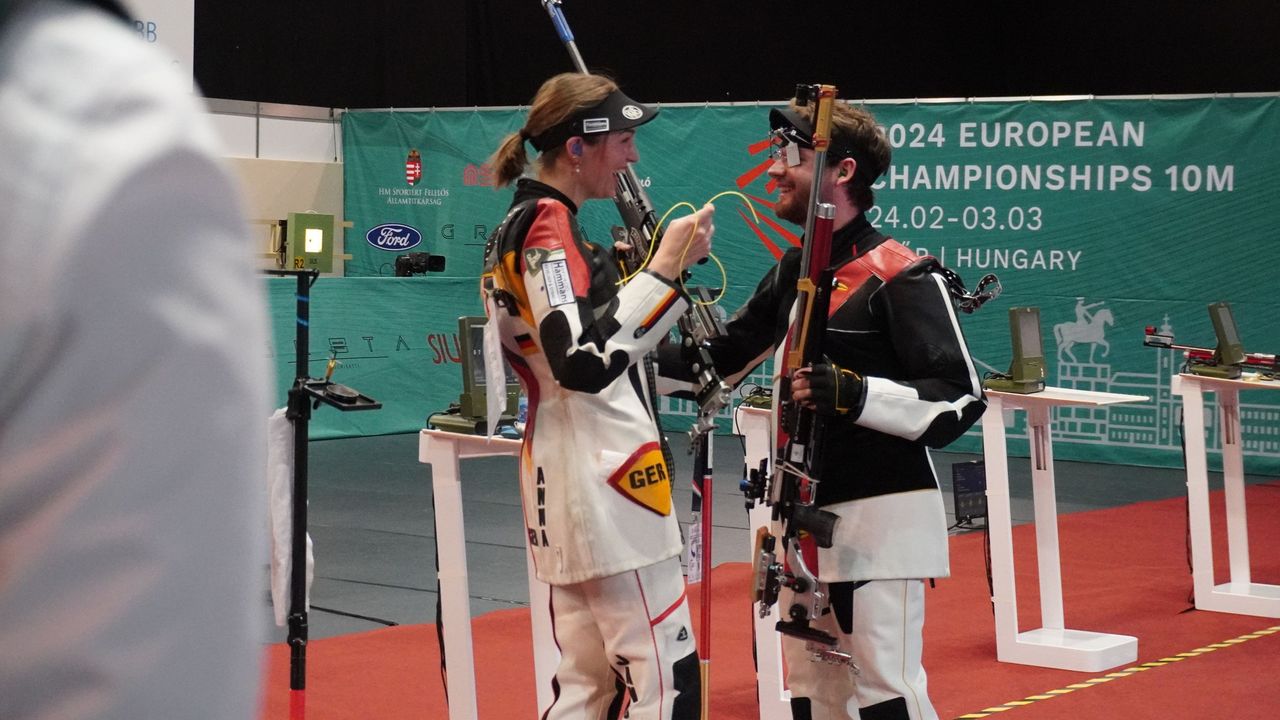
[667,214,986,581]
[482,179,688,585]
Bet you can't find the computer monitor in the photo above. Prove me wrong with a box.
[950,460,988,527]
[982,307,1046,393]
[1209,302,1246,367]
[456,316,520,418]
[1189,301,1246,379]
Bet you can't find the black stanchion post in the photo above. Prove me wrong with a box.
[284,270,315,693]
[262,268,380,717]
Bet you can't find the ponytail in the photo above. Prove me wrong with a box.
[489,131,529,189]
[487,72,618,189]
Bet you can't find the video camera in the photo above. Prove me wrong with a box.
[394,252,446,276]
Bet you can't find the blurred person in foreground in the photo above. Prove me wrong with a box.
[0,1,270,719]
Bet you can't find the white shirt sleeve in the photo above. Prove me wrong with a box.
[0,4,270,719]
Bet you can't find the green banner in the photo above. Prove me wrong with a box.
[336,98,1280,473]
[341,109,525,277]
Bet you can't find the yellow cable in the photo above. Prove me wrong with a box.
[615,190,764,309]
[667,207,723,305]
[617,201,696,285]
[704,190,761,225]
[681,191,760,306]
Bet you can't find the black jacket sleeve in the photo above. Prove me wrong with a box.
[851,260,987,448]
[658,248,801,388]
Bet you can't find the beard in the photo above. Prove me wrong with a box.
[772,186,807,225]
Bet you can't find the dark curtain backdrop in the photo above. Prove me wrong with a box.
[195,1,1279,108]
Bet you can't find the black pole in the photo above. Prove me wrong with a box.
[288,270,313,691]
[263,269,379,712]
[268,269,318,692]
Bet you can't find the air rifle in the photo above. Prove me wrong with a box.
[741,84,849,662]
[678,287,733,434]
[540,0,731,422]
[1143,324,1278,379]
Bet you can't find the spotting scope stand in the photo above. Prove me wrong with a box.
[263,269,381,718]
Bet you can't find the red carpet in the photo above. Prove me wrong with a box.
[260,485,1280,719]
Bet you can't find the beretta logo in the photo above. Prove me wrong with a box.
[463,163,494,187]
[366,223,423,251]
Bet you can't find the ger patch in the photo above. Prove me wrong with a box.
[542,258,575,307]
[606,442,672,516]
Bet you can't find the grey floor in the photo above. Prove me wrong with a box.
[264,429,1267,642]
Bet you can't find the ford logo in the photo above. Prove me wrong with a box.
[366,223,423,251]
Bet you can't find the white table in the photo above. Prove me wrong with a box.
[1172,373,1280,618]
[736,405,791,720]
[981,386,1148,672]
[418,429,556,719]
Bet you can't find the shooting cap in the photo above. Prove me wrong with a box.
[529,88,658,152]
[769,105,883,186]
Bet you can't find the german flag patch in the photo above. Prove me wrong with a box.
[515,333,538,355]
[634,290,678,339]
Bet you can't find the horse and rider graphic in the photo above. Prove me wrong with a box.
[1054,297,1114,362]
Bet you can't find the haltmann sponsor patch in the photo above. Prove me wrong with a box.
[543,259,575,307]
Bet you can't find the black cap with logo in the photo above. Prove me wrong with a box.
[769,106,883,186]
[529,89,658,153]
